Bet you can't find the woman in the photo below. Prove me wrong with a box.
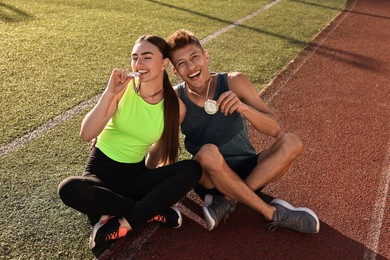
[58,35,201,250]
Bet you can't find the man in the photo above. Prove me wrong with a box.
[166,29,319,234]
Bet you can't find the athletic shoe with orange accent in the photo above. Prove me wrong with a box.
[148,206,182,228]
[89,215,127,249]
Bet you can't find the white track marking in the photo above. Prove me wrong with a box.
[200,0,282,45]
[363,142,390,260]
[0,94,101,158]
[177,202,208,229]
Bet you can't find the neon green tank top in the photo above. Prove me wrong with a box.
[96,81,164,163]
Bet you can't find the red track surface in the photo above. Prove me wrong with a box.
[99,0,390,259]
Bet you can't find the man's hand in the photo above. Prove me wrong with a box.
[217,90,245,116]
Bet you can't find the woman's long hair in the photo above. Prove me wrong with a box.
[135,35,179,165]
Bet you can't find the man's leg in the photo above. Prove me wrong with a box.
[195,144,275,221]
[245,133,303,190]
[195,134,319,234]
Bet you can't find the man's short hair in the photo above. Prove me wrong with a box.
[167,29,204,58]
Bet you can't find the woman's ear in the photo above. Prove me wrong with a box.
[162,58,169,70]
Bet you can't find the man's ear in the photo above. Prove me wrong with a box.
[171,65,177,75]
[204,50,210,62]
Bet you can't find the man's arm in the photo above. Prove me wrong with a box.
[174,86,187,125]
[219,72,281,137]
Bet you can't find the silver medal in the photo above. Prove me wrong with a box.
[127,72,140,78]
[204,99,219,115]
[129,72,141,93]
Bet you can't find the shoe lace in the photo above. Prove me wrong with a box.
[267,215,288,232]
[214,200,236,223]
[105,230,120,241]
[148,215,166,224]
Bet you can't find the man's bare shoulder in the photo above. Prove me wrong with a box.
[227,72,252,90]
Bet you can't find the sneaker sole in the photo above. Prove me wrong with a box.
[171,206,183,228]
[270,198,320,233]
[202,194,216,231]
[89,215,112,249]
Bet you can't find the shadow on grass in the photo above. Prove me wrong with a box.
[148,0,306,47]
[148,0,384,73]
[0,2,32,23]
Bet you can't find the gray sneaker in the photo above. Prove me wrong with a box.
[269,198,320,234]
[202,194,237,231]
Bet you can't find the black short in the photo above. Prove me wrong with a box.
[194,154,262,200]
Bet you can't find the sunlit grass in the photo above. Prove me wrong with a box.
[0,0,271,146]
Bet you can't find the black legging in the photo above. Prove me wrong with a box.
[58,148,201,228]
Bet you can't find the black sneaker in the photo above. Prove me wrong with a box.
[89,215,128,249]
[269,198,320,234]
[202,194,237,231]
[148,206,182,228]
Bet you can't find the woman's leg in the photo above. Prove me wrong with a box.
[58,148,139,218]
[88,159,201,250]
[123,160,201,228]
[58,175,136,217]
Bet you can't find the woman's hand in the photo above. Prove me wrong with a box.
[105,68,134,96]
[80,69,137,141]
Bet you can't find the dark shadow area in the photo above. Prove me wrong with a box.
[0,2,32,23]
[148,0,384,73]
[307,42,386,73]
[292,0,390,20]
[97,222,163,259]
[100,192,387,259]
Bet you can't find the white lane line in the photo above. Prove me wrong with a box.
[363,141,390,260]
[0,94,101,158]
[177,202,208,229]
[200,0,282,45]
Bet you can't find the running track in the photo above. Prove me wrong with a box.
[99,0,390,259]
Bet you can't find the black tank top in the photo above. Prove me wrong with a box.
[177,73,256,165]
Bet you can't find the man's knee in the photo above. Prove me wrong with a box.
[280,133,303,159]
[194,144,223,169]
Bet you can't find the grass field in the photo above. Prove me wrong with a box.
[1,0,347,258]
